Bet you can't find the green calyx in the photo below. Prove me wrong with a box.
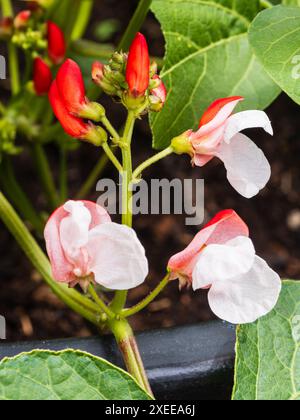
[85,126,108,147]
[171,133,193,156]
[79,102,106,123]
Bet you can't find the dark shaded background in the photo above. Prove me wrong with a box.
[1,0,300,341]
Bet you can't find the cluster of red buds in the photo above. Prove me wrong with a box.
[0,4,66,97]
[48,33,166,144]
[92,33,166,112]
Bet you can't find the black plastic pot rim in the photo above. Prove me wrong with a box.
[0,321,236,400]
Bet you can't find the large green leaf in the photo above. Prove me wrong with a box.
[150,0,281,150]
[233,280,300,400]
[0,350,152,400]
[249,5,300,105]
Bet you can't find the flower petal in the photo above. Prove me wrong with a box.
[44,206,75,283]
[168,210,249,281]
[208,256,281,324]
[216,133,271,198]
[198,97,244,136]
[192,236,256,290]
[59,201,91,268]
[224,110,273,144]
[87,223,149,290]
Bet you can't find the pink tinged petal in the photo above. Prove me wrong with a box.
[215,133,271,198]
[193,154,214,167]
[44,206,76,284]
[168,210,249,281]
[82,200,111,228]
[59,201,91,276]
[224,111,273,144]
[190,125,226,164]
[197,98,244,137]
[192,236,256,291]
[86,223,149,290]
[207,256,281,324]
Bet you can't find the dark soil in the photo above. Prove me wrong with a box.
[1,1,300,341]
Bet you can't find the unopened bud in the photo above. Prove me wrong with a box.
[14,10,32,30]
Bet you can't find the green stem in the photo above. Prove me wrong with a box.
[0,101,6,115]
[110,111,136,313]
[1,0,13,17]
[118,0,152,51]
[121,111,135,227]
[133,146,173,180]
[122,274,170,318]
[31,143,59,209]
[260,0,273,8]
[102,142,123,172]
[101,116,120,143]
[71,0,94,41]
[88,285,115,320]
[76,154,109,199]
[0,191,100,325]
[0,157,44,235]
[59,146,68,203]
[108,318,153,397]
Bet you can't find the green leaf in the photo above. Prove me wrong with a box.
[150,0,281,150]
[0,349,152,400]
[249,5,300,105]
[233,280,300,400]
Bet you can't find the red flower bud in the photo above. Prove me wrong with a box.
[92,61,105,85]
[49,80,105,145]
[47,21,66,65]
[56,59,87,115]
[49,80,91,139]
[33,57,52,95]
[126,33,150,97]
[14,10,31,29]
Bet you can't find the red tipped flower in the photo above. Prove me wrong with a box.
[14,10,31,29]
[33,57,52,95]
[49,80,91,139]
[56,59,87,115]
[126,33,150,97]
[151,75,167,105]
[47,21,66,65]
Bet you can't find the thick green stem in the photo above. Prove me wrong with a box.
[0,191,100,325]
[76,154,109,199]
[1,0,13,15]
[31,143,59,209]
[71,0,94,41]
[119,0,152,51]
[110,111,136,313]
[109,318,153,397]
[133,146,173,180]
[0,158,44,235]
[122,274,170,318]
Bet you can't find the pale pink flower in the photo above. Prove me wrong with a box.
[44,200,149,290]
[187,97,273,198]
[168,210,281,324]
